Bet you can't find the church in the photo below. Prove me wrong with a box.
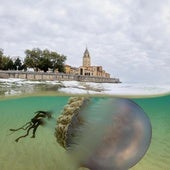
[78,48,110,78]
[65,48,111,78]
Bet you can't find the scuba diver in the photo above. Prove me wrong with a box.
[9,110,52,142]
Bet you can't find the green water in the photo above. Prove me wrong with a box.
[132,95,170,170]
[0,94,169,170]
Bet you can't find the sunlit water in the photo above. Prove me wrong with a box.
[0,93,169,170]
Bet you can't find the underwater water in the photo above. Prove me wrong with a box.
[0,94,169,170]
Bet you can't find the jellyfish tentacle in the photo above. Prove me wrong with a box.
[31,119,44,138]
[10,110,53,142]
[23,122,33,130]
[15,125,34,142]
[9,122,32,132]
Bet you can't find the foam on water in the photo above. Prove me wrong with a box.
[0,78,169,96]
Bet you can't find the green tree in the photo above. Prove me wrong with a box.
[56,54,66,73]
[24,48,42,71]
[38,57,52,72]
[0,48,3,56]
[22,63,27,71]
[1,56,14,70]
[50,52,66,72]
[0,49,3,69]
[0,49,14,70]
[37,49,52,72]
[23,48,67,73]
[14,57,22,70]
[6,59,14,70]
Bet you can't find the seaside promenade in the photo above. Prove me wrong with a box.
[0,71,120,83]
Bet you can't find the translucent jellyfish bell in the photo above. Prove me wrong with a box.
[56,97,152,170]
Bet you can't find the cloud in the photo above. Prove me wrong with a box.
[0,0,170,84]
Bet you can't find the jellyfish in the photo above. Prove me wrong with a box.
[55,97,152,170]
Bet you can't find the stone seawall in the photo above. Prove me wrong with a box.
[0,71,120,83]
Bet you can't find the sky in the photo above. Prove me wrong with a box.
[0,0,170,84]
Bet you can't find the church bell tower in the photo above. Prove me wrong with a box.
[83,48,91,67]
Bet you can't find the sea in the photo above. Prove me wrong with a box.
[0,79,169,170]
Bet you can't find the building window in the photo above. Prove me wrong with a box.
[80,68,83,75]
